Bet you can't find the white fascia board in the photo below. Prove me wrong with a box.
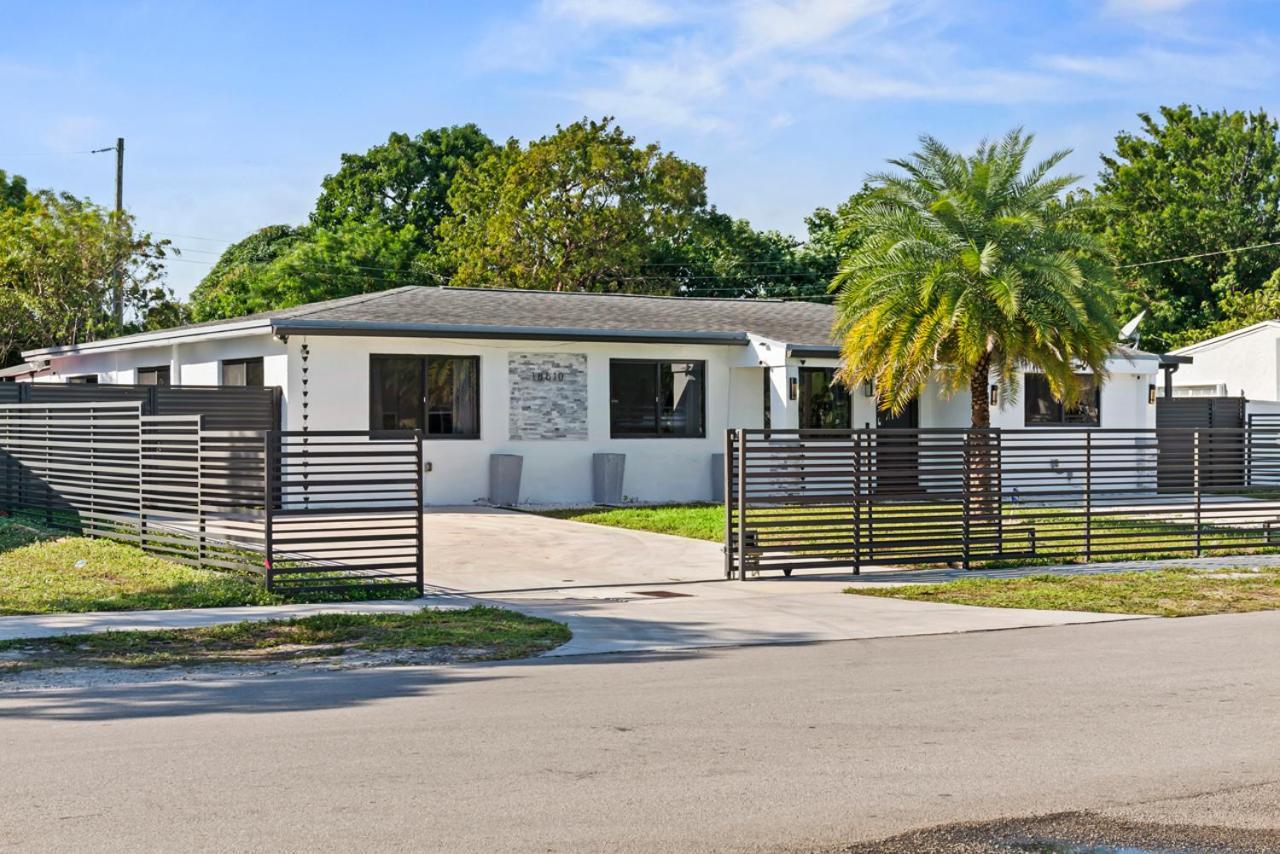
[22,318,274,360]
[1169,320,1280,355]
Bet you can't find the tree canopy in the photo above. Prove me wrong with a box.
[0,188,175,364]
[832,130,1120,429]
[437,118,708,292]
[1093,105,1280,349]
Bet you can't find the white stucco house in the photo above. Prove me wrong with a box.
[1169,320,1280,401]
[15,286,1166,505]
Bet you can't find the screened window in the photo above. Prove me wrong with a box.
[609,360,705,438]
[369,355,479,438]
[137,366,170,386]
[1024,372,1101,426]
[798,367,851,429]
[222,357,264,387]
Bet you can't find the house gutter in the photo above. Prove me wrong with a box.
[22,318,275,359]
[270,319,752,347]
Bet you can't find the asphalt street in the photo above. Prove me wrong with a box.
[2,612,1278,853]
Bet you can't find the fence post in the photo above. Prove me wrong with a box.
[415,429,424,596]
[263,431,275,591]
[1084,432,1092,563]
[723,430,734,579]
[1194,429,1202,557]
[852,430,862,575]
[736,428,747,581]
[961,431,972,571]
[196,421,206,570]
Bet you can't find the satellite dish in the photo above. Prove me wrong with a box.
[1118,310,1145,343]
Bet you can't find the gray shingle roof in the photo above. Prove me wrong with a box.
[23,286,841,358]
[272,286,839,346]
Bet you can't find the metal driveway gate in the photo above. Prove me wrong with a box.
[725,425,1280,578]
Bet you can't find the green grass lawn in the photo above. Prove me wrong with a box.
[537,504,724,542]
[847,566,1280,616]
[537,502,1280,569]
[0,606,571,672]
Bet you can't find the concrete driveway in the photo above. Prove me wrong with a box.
[424,507,1141,655]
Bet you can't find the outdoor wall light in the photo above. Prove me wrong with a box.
[789,376,798,401]
[989,384,999,406]
[1148,383,1157,405]
[862,379,874,398]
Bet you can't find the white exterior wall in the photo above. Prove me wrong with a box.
[1171,324,1280,401]
[290,335,765,506]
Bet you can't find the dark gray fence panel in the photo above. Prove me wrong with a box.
[727,426,1280,579]
[0,383,280,430]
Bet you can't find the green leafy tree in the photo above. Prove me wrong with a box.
[312,124,495,241]
[1172,266,1280,345]
[187,225,310,321]
[0,191,173,364]
[0,170,28,210]
[437,118,708,292]
[832,130,1120,430]
[1094,105,1280,349]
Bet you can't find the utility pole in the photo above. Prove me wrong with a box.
[92,137,125,332]
[113,137,124,332]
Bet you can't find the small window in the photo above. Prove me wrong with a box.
[610,359,706,438]
[798,367,852,429]
[1024,372,1100,427]
[369,355,479,438]
[137,366,170,386]
[67,375,98,384]
[222,357,264,386]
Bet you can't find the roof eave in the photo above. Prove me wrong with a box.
[271,318,752,346]
[22,318,275,359]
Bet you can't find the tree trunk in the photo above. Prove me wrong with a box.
[966,353,997,565]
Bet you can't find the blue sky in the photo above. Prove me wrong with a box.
[4,0,1279,297]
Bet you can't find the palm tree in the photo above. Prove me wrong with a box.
[831,129,1119,430]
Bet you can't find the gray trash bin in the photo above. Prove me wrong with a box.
[489,454,523,506]
[710,453,725,503]
[592,453,625,505]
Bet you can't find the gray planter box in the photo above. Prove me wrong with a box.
[489,454,523,506]
[592,453,625,505]
[710,453,725,503]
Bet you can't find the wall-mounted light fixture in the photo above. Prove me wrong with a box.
[788,376,798,401]
[862,379,874,398]
[1148,383,1157,405]
[989,384,999,406]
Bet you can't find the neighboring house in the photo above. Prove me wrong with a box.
[19,286,1166,505]
[1169,320,1280,401]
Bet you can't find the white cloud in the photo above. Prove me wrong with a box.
[542,0,679,28]
[1104,0,1199,13]
[734,0,893,52]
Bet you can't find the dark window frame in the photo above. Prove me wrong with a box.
[221,357,264,387]
[66,375,98,384]
[137,365,171,386]
[609,358,707,439]
[368,354,481,440]
[798,366,852,430]
[1024,372,1101,427]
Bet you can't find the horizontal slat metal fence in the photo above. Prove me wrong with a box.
[0,383,281,430]
[265,431,423,595]
[726,426,1280,579]
[0,403,424,595]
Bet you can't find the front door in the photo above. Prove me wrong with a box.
[875,399,919,493]
[798,367,852,431]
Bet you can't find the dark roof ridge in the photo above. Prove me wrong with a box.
[435,285,797,305]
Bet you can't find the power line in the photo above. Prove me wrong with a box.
[1114,239,1280,270]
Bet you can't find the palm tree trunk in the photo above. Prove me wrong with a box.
[966,353,996,563]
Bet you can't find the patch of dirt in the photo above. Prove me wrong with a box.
[829,811,1280,853]
[0,644,503,692]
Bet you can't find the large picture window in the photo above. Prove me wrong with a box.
[137,366,170,386]
[609,359,705,438]
[1024,372,1101,426]
[222,357,263,386]
[370,355,480,438]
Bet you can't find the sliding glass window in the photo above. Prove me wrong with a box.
[609,359,705,438]
[370,355,480,438]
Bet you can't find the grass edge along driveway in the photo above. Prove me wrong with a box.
[0,606,571,673]
[847,566,1280,617]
